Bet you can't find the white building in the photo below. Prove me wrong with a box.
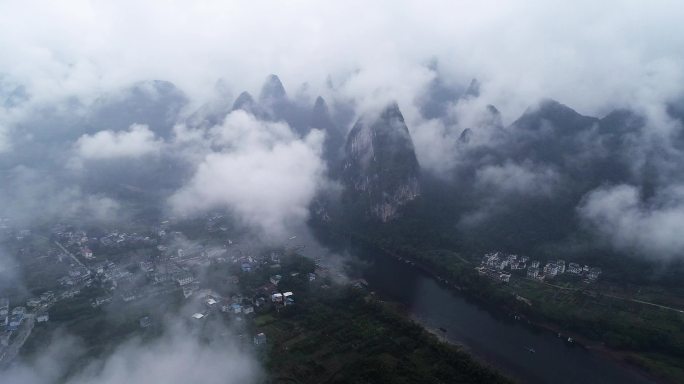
[176,272,194,286]
[253,332,267,345]
[588,267,602,280]
[568,263,582,274]
[527,266,540,278]
[26,297,41,307]
[543,263,558,277]
[556,260,566,274]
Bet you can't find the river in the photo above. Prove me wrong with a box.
[353,245,656,384]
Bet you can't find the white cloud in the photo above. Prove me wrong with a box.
[169,111,326,238]
[579,184,684,259]
[75,124,162,159]
[0,0,680,122]
[0,126,8,153]
[411,118,459,176]
[475,161,560,196]
[69,329,259,384]
[2,321,261,384]
[0,166,122,226]
[410,97,505,176]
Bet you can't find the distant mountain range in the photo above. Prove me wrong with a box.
[118,74,683,230]
[6,72,683,246]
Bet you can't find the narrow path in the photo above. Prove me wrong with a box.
[54,240,85,268]
[538,280,684,314]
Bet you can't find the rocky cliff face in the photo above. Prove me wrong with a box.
[342,102,420,221]
[310,96,346,168]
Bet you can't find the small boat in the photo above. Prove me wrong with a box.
[567,337,574,343]
[439,327,447,333]
[526,347,536,353]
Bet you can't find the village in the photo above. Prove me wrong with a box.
[0,214,348,367]
[476,251,602,284]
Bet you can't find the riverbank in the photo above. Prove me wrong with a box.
[259,286,514,383]
[371,242,673,384]
[339,234,667,384]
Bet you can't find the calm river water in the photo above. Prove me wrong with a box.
[354,246,655,384]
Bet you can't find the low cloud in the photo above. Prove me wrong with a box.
[69,327,259,384]
[3,321,261,384]
[0,166,122,226]
[579,184,684,259]
[169,111,326,239]
[411,118,460,175]
[0,245,22,293]
[0,125,8,153]
[75,124,162,160]
[475,161,560,197]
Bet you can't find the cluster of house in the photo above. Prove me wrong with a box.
[477,252,530,282]
[215,294,257,315]
[205,214,230,233]
[98,231,156,249]
[190,293,258,321]
[58,264,92,288]
[91,261,199,308]
[186,286,296,347]
[53,226,157,257]
[185,246,325,348]
[52,225,210,308]
[270,291,295,306]
[50,220,248,311]
[13,229,32,241]
[527,260,601,282]
[8,215,326,356]
[479,252,603,283]
[2,296,50,334]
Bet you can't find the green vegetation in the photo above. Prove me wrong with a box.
[256,288,511,384]
[312,221,684,383]
[17,246,511,384]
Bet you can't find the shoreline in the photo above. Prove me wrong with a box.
[366,241,670,384]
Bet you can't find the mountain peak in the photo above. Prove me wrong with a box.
[313,96,329,115]
[514,98,598,133]
[259,74,287,101]
[464,78,480,98]
[537,98,568,111]
[311,96,333,128]
[379,101,405,123]
[342,102,420,222]
[458,128,473,144]
[232,91,256,111]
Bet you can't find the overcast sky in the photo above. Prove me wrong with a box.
[1,0,684,253]
[0,0,682,119]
